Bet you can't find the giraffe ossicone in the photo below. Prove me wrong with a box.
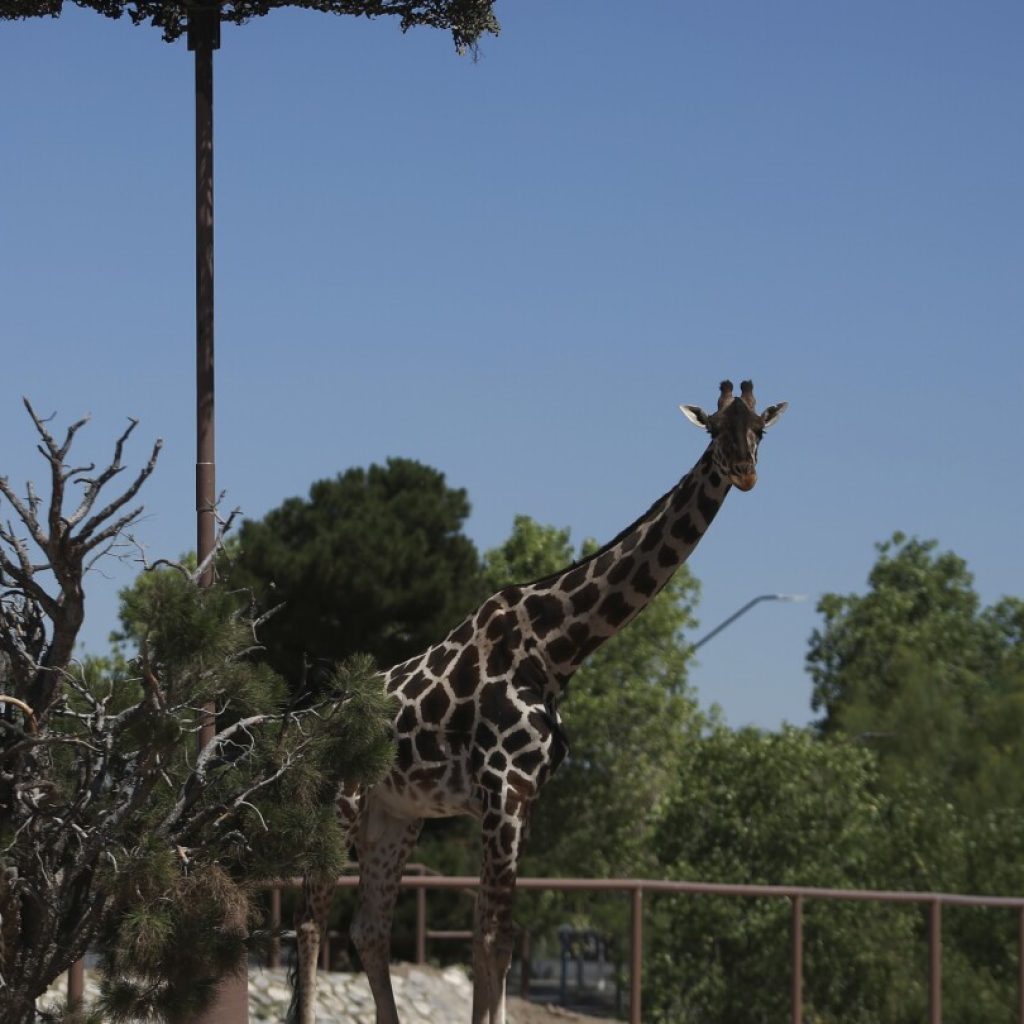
[291,380,787,1024]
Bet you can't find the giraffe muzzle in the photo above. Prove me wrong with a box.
[731,473,758,492]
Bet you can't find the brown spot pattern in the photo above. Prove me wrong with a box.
[420,684,451,725]
[599,591,633,627]
[559,564,589,592]
[570,583,600,615]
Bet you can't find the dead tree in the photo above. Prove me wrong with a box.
[0,402,392,1023]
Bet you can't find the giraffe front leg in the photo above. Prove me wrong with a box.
[350,794,423,1024]
[471,882,518,1024]
[472,793,530,1024]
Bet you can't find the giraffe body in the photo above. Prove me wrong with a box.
[292,381,787,1024]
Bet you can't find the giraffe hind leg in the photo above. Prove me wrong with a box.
[349,793,423,1024]
[288,877,332,1024]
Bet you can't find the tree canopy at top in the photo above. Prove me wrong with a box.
[0,0,500,49]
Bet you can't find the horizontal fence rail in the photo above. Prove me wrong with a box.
[256,874,1024,1024]
[64,873,1024,1022]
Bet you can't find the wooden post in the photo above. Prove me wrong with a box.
[270,888,282,969]
[416,887,427,964]
[68,957,85,1010]
[520,930,532,1000]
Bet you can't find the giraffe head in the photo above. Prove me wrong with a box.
[679,379,787,491]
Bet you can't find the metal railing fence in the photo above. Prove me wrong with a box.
[257,874,1024,1024]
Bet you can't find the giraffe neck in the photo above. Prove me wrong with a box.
[511,444,729,699]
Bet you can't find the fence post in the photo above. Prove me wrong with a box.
[416,886,427,964]
[520,930,532,1000]
[929,899,942,1024]
[1018,905,1023,1024]
[791,895,803,1024]
[269,887,282,969]
[630,886,643,1024]
[68,957,85,1009]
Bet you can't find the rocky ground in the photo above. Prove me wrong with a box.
[44,963,618,1023]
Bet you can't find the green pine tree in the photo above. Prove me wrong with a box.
[0,409,394,1024]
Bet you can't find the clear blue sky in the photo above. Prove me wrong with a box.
[2,2,1022,730]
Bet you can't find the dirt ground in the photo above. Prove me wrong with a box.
[506,995,620,1024]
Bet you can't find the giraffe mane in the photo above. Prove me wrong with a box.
[506,479,681,590]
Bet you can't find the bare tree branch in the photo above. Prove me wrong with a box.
[189,500,240,585]
[0,477,48,551]
[21,399,89,552]
[0,548,57,618]
[21,399,89,464]
[0,697,37,734]
[66,417,139,529]
[77,438,163,546]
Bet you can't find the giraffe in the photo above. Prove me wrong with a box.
[290,379,787,1024]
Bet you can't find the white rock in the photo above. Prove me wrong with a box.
[442,965,471,988]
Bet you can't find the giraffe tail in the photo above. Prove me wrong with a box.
[285,955,301,1024]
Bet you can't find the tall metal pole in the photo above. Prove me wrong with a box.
[191,6,218,750]
[188,9,248,1023]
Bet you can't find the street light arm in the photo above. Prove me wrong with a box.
[690,593,805,652]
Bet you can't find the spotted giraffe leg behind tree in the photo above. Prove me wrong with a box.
[350,793,424,1024]
[471,788,531,1024]
[292,876,333,1024]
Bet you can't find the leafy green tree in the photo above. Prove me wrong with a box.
[810,535,1002,738]
[2,0,500,51]
[94,575,393,1024]
[229,458,484,685]
[648,726,922,1024]
[0,410,393,1023]
[808,532,1024,821]
[805,533,1024,1022]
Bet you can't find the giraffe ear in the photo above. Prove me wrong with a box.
[761,402,789,429]
[679,404,710,429]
